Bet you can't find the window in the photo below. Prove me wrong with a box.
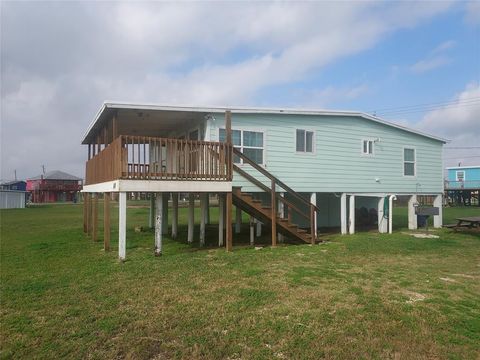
[296,129,314,153]
[362,139,374,155]
[219,129,264,164]
[403,148,416,176]
[456,170,465,182]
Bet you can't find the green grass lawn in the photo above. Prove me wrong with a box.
[1,203,479,359]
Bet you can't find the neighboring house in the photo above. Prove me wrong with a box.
[26,170,83,203]
[445,165,480,206]
[82,102,446,260]
[0,180,27,191]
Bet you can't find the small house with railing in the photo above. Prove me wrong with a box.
[445,165,480,206]
[27,170,83,203]
[82,102,446,260]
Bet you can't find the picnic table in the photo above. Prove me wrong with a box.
[454,216,480,231]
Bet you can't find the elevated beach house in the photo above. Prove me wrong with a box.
[82,103,446,260]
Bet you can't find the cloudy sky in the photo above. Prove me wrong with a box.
[1,1,479,181]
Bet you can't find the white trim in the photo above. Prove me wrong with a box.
[295,128,316,155]
[446,166,480,170]
[455,170,466,181]
[82,101,448,144]
[403,146,416,177]
[83,180,231,193]
[360,138,375,156]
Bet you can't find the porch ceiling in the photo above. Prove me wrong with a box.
[82,107,209,144]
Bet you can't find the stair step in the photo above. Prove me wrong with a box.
[287,224,298,228]
[297,229,307,234]
[252,199,262,204]
[278,218,288,222]
[261,206,271,210]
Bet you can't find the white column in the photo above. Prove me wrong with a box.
[200,193,206,246]
[256,219,262,237]
[218,194,224,247]
[172,193,178,239]
[188,193,194,243]
[408,195,418,230]
[310,192,317,238]
[155,193,163,256]
[149,194,155,229]
[250,216,255,246]
[433,194,443,228]
[235,206,242,234]
[348,195,355,234]
[278,193,285,243]
[162,193,169,235]
[340,193,347,235]
[118,192,127,261]
[388,195,395,234]
[378,197,388,233]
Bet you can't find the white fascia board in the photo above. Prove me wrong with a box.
[82,101,449,144]
[82,180,119,193]
[82,179,232,193]
[446,165,480,170]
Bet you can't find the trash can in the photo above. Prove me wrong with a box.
[417,215,428,227]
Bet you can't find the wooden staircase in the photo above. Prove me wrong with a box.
[232,148,320,245]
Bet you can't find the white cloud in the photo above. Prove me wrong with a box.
[0,1,455,179]
[464,1,480,25]
[410,40,455,73]
[416,82,480,167]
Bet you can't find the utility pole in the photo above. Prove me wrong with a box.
[42,165,46,175]
[14,169,17,181]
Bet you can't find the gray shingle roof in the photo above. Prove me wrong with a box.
[28,170,82,181]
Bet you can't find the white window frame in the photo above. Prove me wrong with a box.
[218,127,266,166]
[456,170,465,182]
[295,129,315,154]
[361,139,375,156]
[403,147,416,177]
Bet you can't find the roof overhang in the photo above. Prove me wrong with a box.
[82,101,449,144]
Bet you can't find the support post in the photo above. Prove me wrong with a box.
[155,193,163,256]
[172,193,178,239]
[226,192,233,251]
[348,195,355,235]
[340,193,347,235]
[310,192,317,240]
[200,193,206,246]
[162,193,169,235]
[256,219,262,237]
[87,193,93,236]
[433,194,443,228]
[278,193,285,243]
[388,195,395,234]
[92,193,98,241]
[83,193,88,233]
[408,195,418,230]
[118,192,126,261]
[84,193,90,234]
[271,180,277,247]
[250,216,255,246]
[188,193,194,243]
[205,194,210,224]
[218,194,224,247]
[149,194,155,229]
[378,197,388,233]
[104,192,110,251]
[235,206,242,234]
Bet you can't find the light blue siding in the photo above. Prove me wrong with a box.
[447,167,480,189]
[210,113,444,194]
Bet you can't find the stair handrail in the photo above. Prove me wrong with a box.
[233,148,320,212]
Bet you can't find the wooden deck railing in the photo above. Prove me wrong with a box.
[85,135,232,185]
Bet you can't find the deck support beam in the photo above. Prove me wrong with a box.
[378,197,388,233]
[188,193,194,243]
[172,193,178,239]
[92,194,98,241]
[310,192,317,240]
[104,192,110,251]
[155,193,163,256]
[218,194,224,247]
[83,193,88,233]
[205,195,210,224]
[118,192,126,261]
[256,219,262,237]
[388,195,395,234]
[433,194,443,228]
[278,193,285,243]
[200,193,207,246]
[235,206,242,234]
[348,195,355,235]
[340,193,347,235]
[226,192,233,251]
[408,195,418,230]
[250,216,255,246]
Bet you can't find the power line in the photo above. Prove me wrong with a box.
[375,101,480,117]
[368,96,480,114]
